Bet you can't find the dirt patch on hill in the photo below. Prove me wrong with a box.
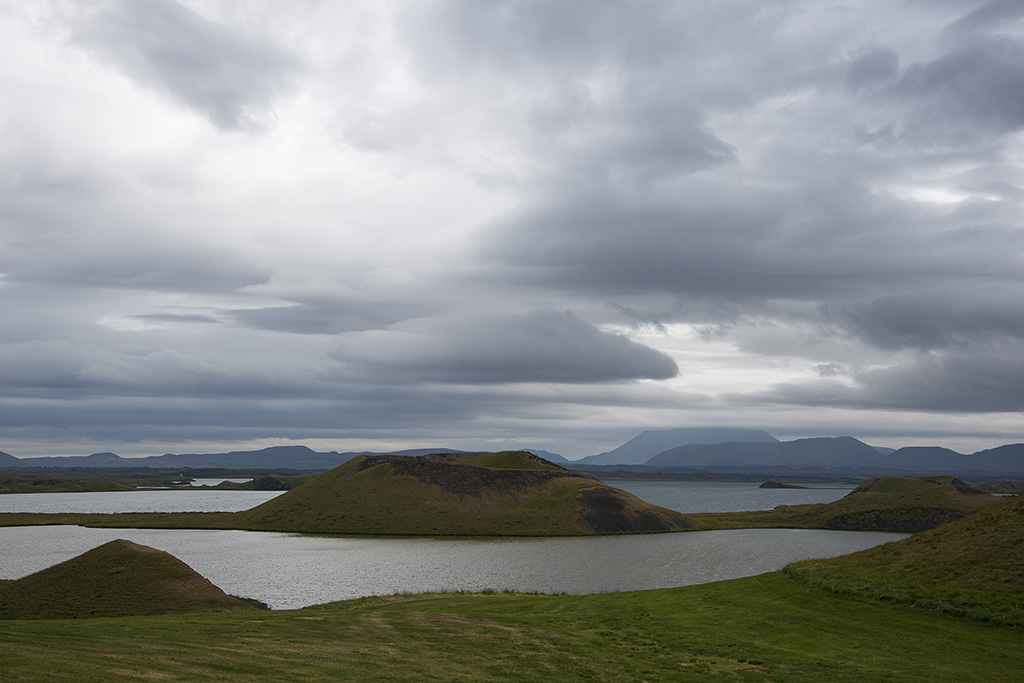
[825,509,971,532]
[356,454,583,497]
[573,486,694,534]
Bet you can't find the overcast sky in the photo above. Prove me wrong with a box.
[2,0,1024,459]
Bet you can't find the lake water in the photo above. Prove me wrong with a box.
[0,480,853,515]
[611,480,855,513]
[0,525,904,609]
[0,479,897,609]
[0,489,286,514]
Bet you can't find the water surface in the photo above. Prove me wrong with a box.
[610,479,855,513]
[0,489,284,514]
[0,525,904,609]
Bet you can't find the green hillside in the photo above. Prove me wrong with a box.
[1,571,1021,682]
[690,475,1005,532]
[0,539,255,619]
[235,451,694,535]
[787,492,1024,625]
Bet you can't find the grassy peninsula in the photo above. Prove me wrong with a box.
[0,470,1004,536]
[687,475,1004,531]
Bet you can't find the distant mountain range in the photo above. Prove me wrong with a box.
[580,435,1024,477]
[1,430,1022,476]
[578,428,779,465]
[0,445,568,471]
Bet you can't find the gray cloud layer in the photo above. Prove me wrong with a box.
[74,0,302,129]
[2,1,1023,458]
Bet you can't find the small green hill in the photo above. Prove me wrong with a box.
[0,539,255,620]
[787,493,1023,625]
[235,451,694,536]
[821,493,1023,597]
[817,476,1001,531]
[691,475,1004,532]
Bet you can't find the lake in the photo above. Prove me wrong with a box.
[0,479,897,609]
[0,489,286,514]
[0,479,854,515]
[611,479,855,513]
[0,525,904,609]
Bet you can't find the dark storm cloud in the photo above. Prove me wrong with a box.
[733,339,1024,414]
[888,35,1024,144]
[845,49,900,93]
[0,340,318,400]
[478,183,1016,306]
[331,311,678,384]
[946,0,1024,35]
[227,297,427,336]
[74,0,302,129]
[534,94,737,181]
[6,245,269,293]
[832,288,1024,351]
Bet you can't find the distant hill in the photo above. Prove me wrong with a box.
[2,437,1022,476]
[0,539,254,619]
[0,445,570,470]
[690,475,1004,533]
[647,436,885,469]
[819,475,1002,531]
[524,449,569,463]
[637,437,1024,476]
[235,451,693,536]
[826,488,1022,596]
[788,490,1024,624]
[578,428,779,465]
[0,446,464,470]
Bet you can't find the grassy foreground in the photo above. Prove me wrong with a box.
[1,572,1020,682]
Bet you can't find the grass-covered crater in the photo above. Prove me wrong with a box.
[234,451,694,535]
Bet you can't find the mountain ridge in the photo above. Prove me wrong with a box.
[3,433,1023,476]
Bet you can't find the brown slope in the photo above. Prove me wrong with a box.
[0,539,255,619]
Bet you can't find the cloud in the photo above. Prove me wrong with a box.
[831,288,1024,351]
[0,339,320,399]
[946,0,1024,36]
[845,49,900,92]
[892,35,1024,142]
[732,338,1024,414]
[331,311,678,384]
[73,0,302,129]
[3,1,1024,459]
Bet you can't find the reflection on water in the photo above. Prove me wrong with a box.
[0,480,853,515]
[0,525,905,609]
[611,479,856,513]
[0,489,285,514]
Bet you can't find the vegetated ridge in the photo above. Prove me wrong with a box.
[0,539,255,619]
[235,451,694,536]
[786,491,1024,625]
[690,475,1005,532]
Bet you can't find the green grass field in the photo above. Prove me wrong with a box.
[1,572,1020,682]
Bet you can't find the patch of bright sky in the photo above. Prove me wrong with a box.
[617,322,826,396]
